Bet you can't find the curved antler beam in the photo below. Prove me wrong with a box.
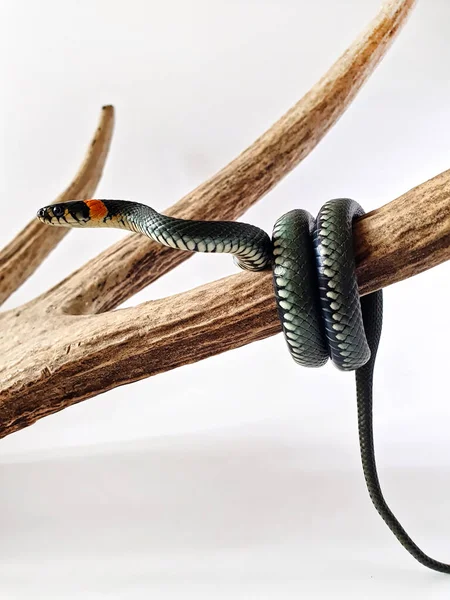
[0,105,114,307]
[40,0,416,315]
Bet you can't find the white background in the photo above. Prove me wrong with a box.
[1,0,450,597]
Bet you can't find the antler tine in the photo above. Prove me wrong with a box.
[0,105,114,307]
[41,0,416,315]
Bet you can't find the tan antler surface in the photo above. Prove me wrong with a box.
[0,0,430,439]
[0,105,114,307]
[39,0,416,315]
[1,166,449,439]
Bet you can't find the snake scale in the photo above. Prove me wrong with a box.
[37,197,449,574]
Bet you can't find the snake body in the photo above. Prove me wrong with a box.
[37,198,450,573]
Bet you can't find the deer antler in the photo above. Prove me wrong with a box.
[0,105,114,307]
[3,0,442,442]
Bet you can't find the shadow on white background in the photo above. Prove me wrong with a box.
[2,427,450,598]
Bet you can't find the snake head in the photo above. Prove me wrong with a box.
[36,201,91,227]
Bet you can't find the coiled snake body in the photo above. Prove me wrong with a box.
[37,198,450,573]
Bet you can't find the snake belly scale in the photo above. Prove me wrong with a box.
[37,197,450,574]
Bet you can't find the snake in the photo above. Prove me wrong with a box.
[37,197,449,574]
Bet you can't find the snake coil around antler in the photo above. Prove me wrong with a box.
[37,197,450,574]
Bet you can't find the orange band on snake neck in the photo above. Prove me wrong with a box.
[85,200,108,220]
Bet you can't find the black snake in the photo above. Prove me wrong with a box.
[37,197,449,574]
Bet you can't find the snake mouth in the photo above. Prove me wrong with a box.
[36,204,72,226]
[36,202,91,227]
[36,206,54,224]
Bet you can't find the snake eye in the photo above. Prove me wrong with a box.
[52,205,65,218]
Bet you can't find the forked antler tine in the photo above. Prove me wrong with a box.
[0,105,114,307]
[41,0,415,316]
